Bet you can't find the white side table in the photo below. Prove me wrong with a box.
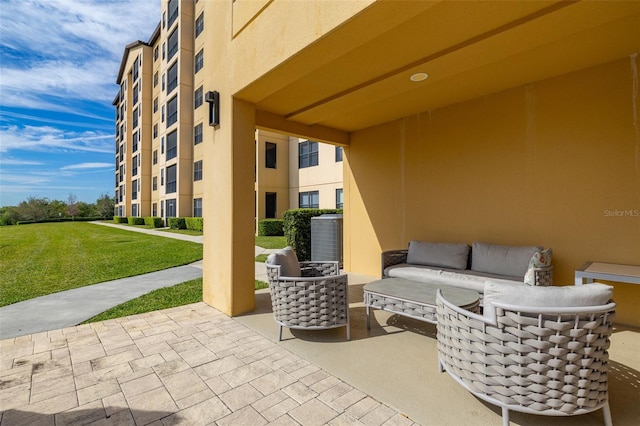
[575,261,640,285]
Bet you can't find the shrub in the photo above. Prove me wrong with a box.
[168,217,187,229]
[144,217,164,228]
[282,209,341,261]
[127,217,145,226]
[258,219,284,236]
[185,217,203,232]
[114,216,128,224]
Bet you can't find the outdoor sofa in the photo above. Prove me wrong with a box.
[436,281,615,426]
[382,240,553,304]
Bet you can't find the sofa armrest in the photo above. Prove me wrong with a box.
[381,250,408,278]
[532,265,553,286]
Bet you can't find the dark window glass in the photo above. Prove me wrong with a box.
[336,188,343,209]
[298,141,318,168]
[194,123,203,145]
[166,198,176,218]
[194,160,202,181]
[299,191,319,208]
[167,61,178,94]
[195,49,203,73]
[265,142,276,169]
[166,130,177,160]
[167,28,178,61]
[166,164,177,193]
[194,86,203,109]
[193,198,202,217]
[195,13,204,38]
[335,146,343,162]
[167,0,178,28]
[167,96,178,127]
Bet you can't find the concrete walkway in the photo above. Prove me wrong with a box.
[0,222,277,340]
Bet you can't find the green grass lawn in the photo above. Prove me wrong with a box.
[255,235,287,249]
[0,222,203,307]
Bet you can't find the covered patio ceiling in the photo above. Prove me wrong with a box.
[238,0,640,134]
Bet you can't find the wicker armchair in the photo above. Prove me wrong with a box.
[266,255,350,341]
[436,287,616,426]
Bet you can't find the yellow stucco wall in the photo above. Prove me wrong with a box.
[345,57,640,326]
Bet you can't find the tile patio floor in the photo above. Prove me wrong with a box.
[0,301,416,426]
[2,277,639,426]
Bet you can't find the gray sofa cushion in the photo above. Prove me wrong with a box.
[406,241,470,270]
[471,242,541,278]
[266,246,301,277]
[483,281,613,321]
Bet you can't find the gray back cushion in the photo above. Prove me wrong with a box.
[471,242,541,278]
[406,241,470,270]
[483,281,613,321]
[266,246,301,277]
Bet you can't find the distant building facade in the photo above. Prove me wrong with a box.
[114,0,343,227]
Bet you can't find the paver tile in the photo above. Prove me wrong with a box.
[86,408,136,426]
[160,396,230,425]
[120,373,162,399]
[102,391,128,417]
[31,374,76,403]
[289,398,339,426]
[346,397,381,420]
[126,386,178,426]
[266,414,300,426]
[152,358,190,378]
[251,369,297,395]
[219,383,263,411]
[161,368,208,401]
[252,389,289,412]
[54,399,105,426]
[193,355,244,380]
[76,379,120,405]
[328,412,366,426]
[282,382,318,404]
[216,405,267,426]
[174,387,214,410]
[261,396,300,422]
[359,404,397,426]
[219,360,272,388]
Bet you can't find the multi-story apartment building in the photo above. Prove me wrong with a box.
[115,0,344,226]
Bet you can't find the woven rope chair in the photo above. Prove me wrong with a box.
[436,290,615,426]
[266,261,350,341]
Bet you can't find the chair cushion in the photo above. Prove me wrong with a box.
[471,242,541,278]
[406,241,469,270]
[483,280,613,321]
[266,246,301,277]
[524,248,553,285]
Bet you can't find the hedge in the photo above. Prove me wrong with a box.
[145,217,164,228]
[283,209,342,261]
[113,216,128,224]
[127,217,145,226]
[17,217,105,225]
[168,217,187,229]
[185,217,203,231]
[258,219,284,236]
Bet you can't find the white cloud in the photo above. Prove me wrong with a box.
[61,162,113,170]
[0,158,44,166]
[0,0,159,108]
[0,125,113,154]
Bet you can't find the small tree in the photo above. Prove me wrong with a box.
[66,193,79,220]
[17,196,49,221]
[96,193,115,219]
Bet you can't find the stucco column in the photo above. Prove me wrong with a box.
[202,97,256,316]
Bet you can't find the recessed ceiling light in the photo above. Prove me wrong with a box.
[410,72,429,82]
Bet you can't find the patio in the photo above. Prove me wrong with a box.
[1,274,638,425]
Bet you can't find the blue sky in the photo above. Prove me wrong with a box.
[0,0,160,207]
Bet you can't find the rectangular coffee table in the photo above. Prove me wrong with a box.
[364,277,480,328]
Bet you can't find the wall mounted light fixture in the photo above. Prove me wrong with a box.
[205,91,220,127]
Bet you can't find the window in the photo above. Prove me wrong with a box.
[167,96,178,127]
[299,191,319,208]
[298,141,318,168]
[153,176,157,191]
[161,136,165,154]
[119,164,124,182]
[132,155,138,176]
[167,28,178,61]
[154,46,158,61]
[132,57,139,81]
[335,146,343,162]
[167,0,178,28]
[195,49,203,73]
[162,42,165,60]
[195,13,204,38]
[132,179,138,200]
[153,72,158,88]
[265,142,277,169]
[132,107,138,129]
[161,200,165,217]
[152,202,157,217]
[132,131,139,152]
[166,165,177,193]
[166,199,176,218]
[167,61,178,94]
[132,84,138,105]
[162,11,166,29]
[265,192,277,218]
[153,97,158,112]
[194,123,203,145]
[194,160,202,181]
[132,203,138,216]
[336,188,344,209]
[162,73,165,91]
[194,86,203,109]
[166,130,177,160]
[193,198,202,217]
[153,123,158,139]
[153,150,158,165]
[161,105,165,122]
[160,168,164,185]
